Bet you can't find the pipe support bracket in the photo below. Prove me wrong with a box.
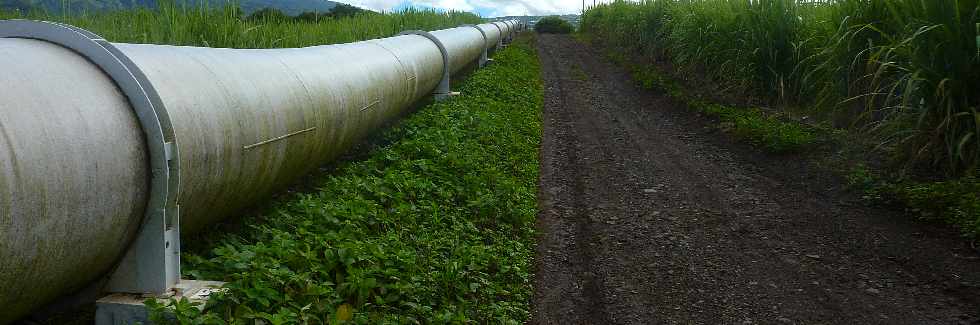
[0,19,181,295]
[398,30,456,100]
[462,24,489,67]
[490,22,505,48]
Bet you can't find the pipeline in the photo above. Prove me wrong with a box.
[0,18,521,323]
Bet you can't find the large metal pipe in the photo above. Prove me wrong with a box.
[0,19,519,323]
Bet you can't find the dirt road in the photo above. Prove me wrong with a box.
[532,34,980,324]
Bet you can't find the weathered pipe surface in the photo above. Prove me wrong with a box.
[0,19,518,323]
[125,36,447,232]
[430,27,486,73]
[475,22,502,48]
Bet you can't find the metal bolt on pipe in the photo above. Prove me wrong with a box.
[0,19,519,323]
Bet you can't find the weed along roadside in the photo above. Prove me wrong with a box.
[603,50,825,154]
[148,37,542,323]
[579,0,980,239]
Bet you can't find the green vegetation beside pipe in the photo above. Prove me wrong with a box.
[149,35,542,323]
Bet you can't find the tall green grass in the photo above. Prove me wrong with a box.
[0,3,480,48]
[582,0,980,176]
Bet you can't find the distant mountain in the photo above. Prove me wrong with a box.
[236,0,338,15]
[0,0,345,15]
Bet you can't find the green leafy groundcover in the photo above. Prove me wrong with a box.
[149,36,542,324]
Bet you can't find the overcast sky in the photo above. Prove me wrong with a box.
[344,0,585,17]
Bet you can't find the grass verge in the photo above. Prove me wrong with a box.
[579,0,980,237]
[603,49,823,154]
[581,0,980,175]
[592,36,980,239]
[148,36,542,324]
[846,165,980,239]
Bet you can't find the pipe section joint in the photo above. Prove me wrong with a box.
[462,24,489,67]
[398,30,455,100]
[490,22,506,48]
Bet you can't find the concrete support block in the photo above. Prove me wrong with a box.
[95,280,224,325]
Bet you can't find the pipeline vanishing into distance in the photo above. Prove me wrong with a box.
[0,18,521,323]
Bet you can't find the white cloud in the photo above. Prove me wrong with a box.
[343,0,584,17]
[400,0,478,11]
[344,0,403,11]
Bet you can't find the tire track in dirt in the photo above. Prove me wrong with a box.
[531,34,980,325]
